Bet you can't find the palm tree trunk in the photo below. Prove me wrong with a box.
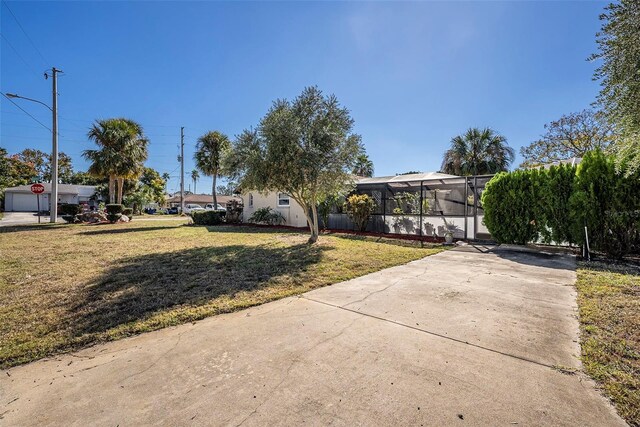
[194,179,197,194]
[117,178,124,204]
[212,174,217,207]
[109,175,116,204]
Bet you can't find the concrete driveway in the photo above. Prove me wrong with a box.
[0,211,62,226]
[1,246,624,426]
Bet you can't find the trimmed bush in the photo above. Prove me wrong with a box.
[570,151,640,258]
[343,194,376,232]
[539,164,577,245]
[122,208,133,220]
[481,170,543,245]
[248,207,284,225]
[481,150,640,258]
[191,210,223,226]
[105,204,124,223]
[59,204,82,216]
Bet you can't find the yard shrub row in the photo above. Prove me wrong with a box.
[191,210,223,226]
[481,150,640,258]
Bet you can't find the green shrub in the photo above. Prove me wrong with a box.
[481,150,640,258]
[225,199,243,224]
[122,208,133,217]
[248,207,284,225]
[105,204,124,223]
[539,164,577,245]
[481,170,542,245]
[59,204,82,216]
[191,210,223,226]
[344,194,376,232]
[570,150,640,258]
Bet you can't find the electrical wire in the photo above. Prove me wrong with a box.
[1,92,51,132]
[1,0,48,66]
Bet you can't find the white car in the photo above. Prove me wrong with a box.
[205,203,226,212]
[184,204,206,215]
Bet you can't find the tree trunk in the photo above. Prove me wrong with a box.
[194,179,197,194]
[309,203,320,243]
[116,178,124,204]
[109,175,116,204]
[212,174,218,207]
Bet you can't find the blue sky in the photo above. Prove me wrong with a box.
[1,1,606,194]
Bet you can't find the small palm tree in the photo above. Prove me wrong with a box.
[191,169,200,194]
[194,131,230,206]
[83,118,149,204]
[161,172,170,192]
[441,127,514,176]
[352,153,374,177]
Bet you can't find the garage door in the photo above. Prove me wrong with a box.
[10,193,39,211]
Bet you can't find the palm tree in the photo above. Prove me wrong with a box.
[194,131,230,207]
[352,153,374,177]
[83,118,149,204]
[441,127,515,176]
[191,169,200,194]
[161,172,170,192]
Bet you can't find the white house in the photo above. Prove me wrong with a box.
[3,183,99,212]
[239,172,493,240]
[242,191,308,227]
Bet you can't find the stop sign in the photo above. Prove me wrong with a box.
[30,183,45,194]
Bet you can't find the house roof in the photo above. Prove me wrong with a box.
[356,172,459,185]
[4,183,97,195]
[165,193,242,204]
[533,157,582,169]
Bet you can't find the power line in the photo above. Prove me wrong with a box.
[1,0,48,66]
[0,33,39,77]
[1,92,51,132]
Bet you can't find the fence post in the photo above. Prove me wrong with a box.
[419,180,423,238]
[473,176,478,240]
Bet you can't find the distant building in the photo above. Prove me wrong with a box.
[3,183,99,212]
[530,157,582,169]
[165,193,242,208]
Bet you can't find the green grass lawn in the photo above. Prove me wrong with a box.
[577,261,640,427]
[0,220,442,368]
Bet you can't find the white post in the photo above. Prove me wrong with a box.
[50,67,61,223]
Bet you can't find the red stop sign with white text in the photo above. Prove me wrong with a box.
[30,183,45,194]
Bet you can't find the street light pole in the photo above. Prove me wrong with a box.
[49,67,61,223]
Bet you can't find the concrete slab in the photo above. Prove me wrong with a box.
[0,248,624,426]
[0,212,62,226]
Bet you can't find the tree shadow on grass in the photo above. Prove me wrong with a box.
[81,226,181,235]
[72,243,325,336]
[0,224,70,233]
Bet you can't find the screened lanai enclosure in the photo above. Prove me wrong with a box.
[327,172,494,241]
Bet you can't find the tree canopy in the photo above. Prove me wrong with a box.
[519,109,615,167]
[226,86,363,243]
[592,0,640,174]
[441,127,514,176]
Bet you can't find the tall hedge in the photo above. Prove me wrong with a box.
[481,169,542,244]
[570,150,640,258]
[481,150,640,258]
[540,164,576,245]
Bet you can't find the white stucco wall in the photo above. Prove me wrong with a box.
[241,191,308,228]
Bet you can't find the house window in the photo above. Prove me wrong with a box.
[248,193,253,207]
[277,193,290,207]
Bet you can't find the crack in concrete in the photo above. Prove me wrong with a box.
[301,295,563,371]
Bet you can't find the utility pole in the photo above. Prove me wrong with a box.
[180,127,185,213]
[49,67,61,223]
